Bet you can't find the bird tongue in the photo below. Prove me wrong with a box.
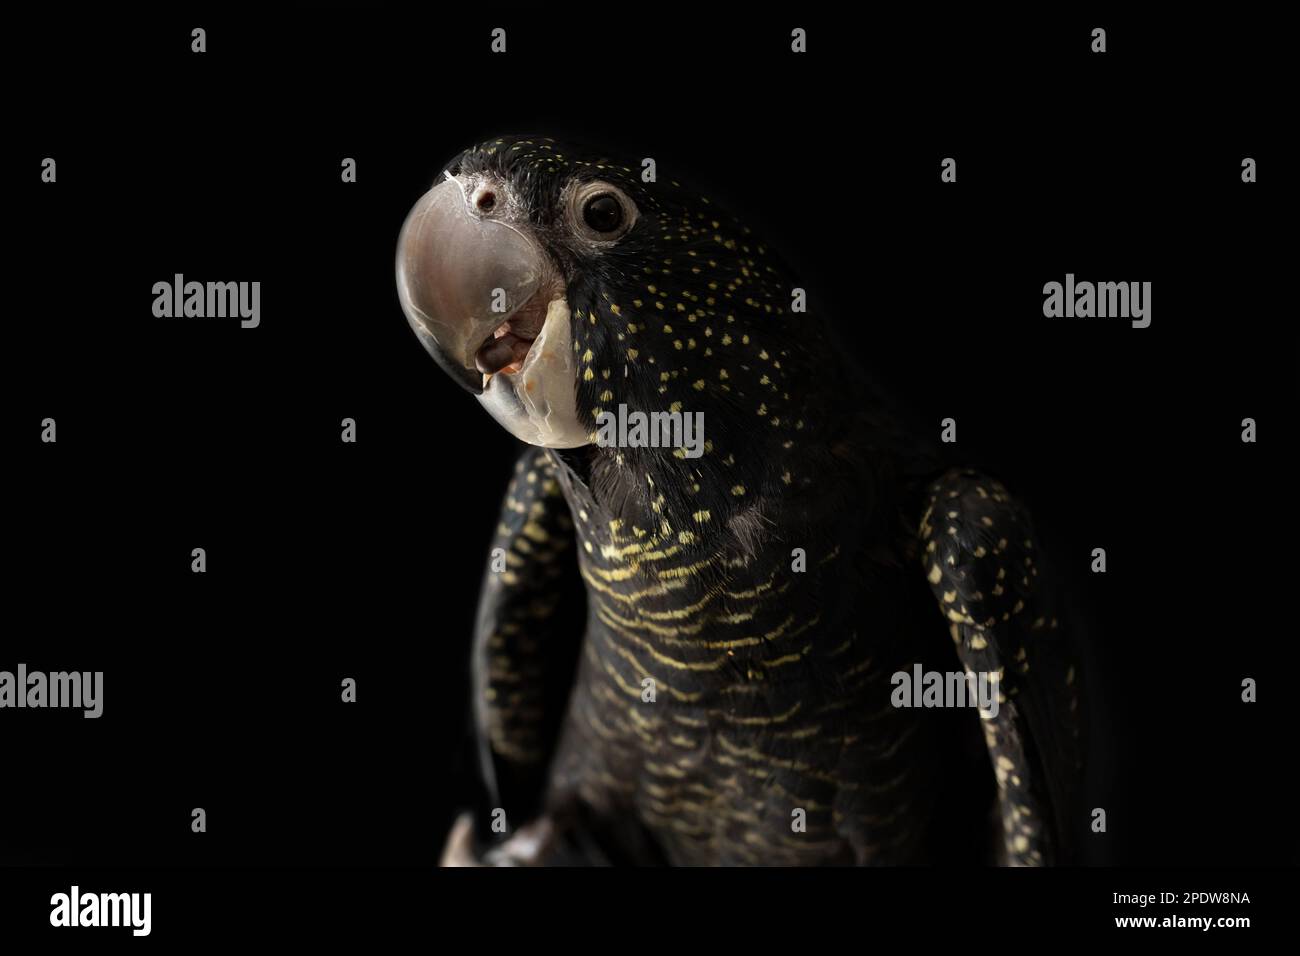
[476,328,534,374]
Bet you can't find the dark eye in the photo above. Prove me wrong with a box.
[569,180,637,243]
[582,194,623,233]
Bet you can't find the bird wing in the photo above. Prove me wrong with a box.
[469,445,585,837]
[919,468,1084,864]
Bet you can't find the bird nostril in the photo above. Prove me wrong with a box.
[476,190,497,212]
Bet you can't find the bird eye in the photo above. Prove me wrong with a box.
[569,180,637,244]
[582,194,622,233]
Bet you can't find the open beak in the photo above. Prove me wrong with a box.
[395,175,590,448]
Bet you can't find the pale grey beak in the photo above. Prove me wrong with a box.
[395,175,590,449]
[395,176,545,395]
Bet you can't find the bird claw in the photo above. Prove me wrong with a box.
[439,811,556,867]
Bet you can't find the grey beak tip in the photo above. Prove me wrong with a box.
[417,330,484,394]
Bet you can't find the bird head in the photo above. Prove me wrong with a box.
[396,135,835,549]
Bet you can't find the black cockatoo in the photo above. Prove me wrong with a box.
[395,135,1084,866]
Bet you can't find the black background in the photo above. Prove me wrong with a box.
[4,1,1295,894]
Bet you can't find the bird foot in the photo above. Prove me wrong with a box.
[439,811,556,867]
